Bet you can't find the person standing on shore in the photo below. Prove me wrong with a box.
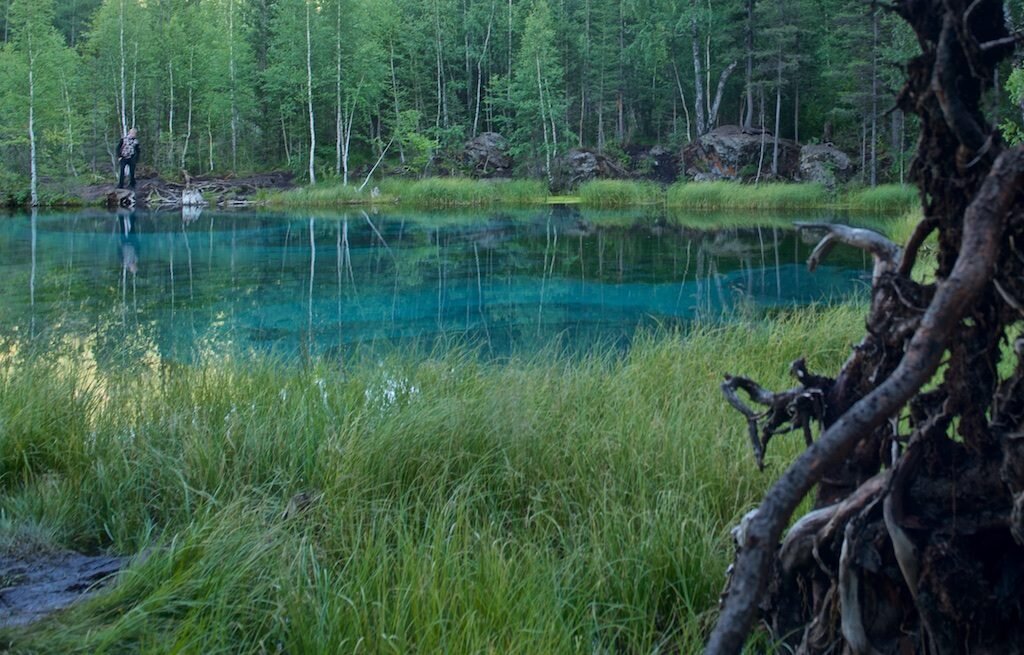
[116,127,140,189]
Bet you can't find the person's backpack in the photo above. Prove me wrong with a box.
[120,137,137,160]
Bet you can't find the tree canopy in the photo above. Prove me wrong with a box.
[0,0,1020,193]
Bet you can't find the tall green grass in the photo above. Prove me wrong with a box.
[0,305,866,653]
[666,181,828,211]
[380,177,547,207]
[577,179,661,208]
[843,184,918,214]
[262,182,371,207]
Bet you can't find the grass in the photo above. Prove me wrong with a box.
[577,179,661,208]
[264,178,547,209]
[666,181,828,211]
[262,182,370,207]
[380,178,548,207]
[843,184,919,214]
[0,304,867,653]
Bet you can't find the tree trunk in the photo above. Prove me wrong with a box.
[60,70,78,177]
[691,14,707,136]
[706,2,1024,653]
[28,38,37,207]
[305,0,316,185]
[335,0,342,177]
[119,0,127,136]
[229,0,238,172]
[709,60,739,132]
[869,6,879,187]
[771,56,782,177]
[673,60,693,143]
[743,0,754,131]
[389,40,406,164]
[182,48,194,170]
[472,0,495,138]
[536,55,551,184]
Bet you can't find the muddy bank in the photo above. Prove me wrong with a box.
[0,550,126,628]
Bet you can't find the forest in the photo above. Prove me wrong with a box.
[1,0,1022,204]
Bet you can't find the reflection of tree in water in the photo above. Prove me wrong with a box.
[1,207,870,361]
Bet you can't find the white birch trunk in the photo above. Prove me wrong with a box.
[708,60,738,131]
[168,61,175,169]
[119,0,127,136]
[771,57,782,176]
[60,70,78,176]
[390,41,405,163]
[305,0,317,185]
[182,49,194,170]
[691,15,706,136]
[28,39,38,207]
[673,61,692,143]
[131,41,138,128]
[335,0,342,177]
[535,56,551,184]
[229,0,238,171]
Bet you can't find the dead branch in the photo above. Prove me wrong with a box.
[795,223,902,283]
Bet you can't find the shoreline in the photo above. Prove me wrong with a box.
[6,175,918,216]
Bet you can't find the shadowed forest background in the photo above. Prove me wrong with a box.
[2,0,1023,199]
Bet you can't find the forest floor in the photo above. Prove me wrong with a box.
[69,171,296,208]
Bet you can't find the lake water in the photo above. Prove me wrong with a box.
[0,206,873,361]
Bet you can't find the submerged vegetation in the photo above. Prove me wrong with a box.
[0,305,867,652]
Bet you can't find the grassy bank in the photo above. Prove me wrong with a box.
[666,181,828,211]
[265,178,548,208]
[0,305,866,653]
[262,177,916,217]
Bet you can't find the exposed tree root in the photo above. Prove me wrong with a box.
[705,2,1024,652]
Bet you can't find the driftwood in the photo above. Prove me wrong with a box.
[105,188,135,209]
[707,1,1024,653]
[147,180,255,208]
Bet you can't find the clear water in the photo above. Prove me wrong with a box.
[0,206,872,361]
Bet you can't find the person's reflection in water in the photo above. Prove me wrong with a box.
[117,207,140,274]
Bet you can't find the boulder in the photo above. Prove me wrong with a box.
[681,125,801,181]
[798,143,856,189]
[630,145,680,183]
[554,148,631,188]
[462,132,512,177]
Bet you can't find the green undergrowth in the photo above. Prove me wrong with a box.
[666,181,828,211]
[264,178,548,209]
[842,184,919,215]
[577,179,662,208]
[262,177,919,217]
[0,305,868,653]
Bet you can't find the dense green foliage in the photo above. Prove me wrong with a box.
[0,305,866,652]
[0,0,1019,200]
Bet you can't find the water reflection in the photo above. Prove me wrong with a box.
[0,206,872,362]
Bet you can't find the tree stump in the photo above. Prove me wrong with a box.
[105,189,135,209]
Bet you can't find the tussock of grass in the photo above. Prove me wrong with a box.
[380,177,547,207]
[263,182,371,207]
[843,184,918,214]
[577,179,661,208]
[0,304,866,652]
[667,181,828,211]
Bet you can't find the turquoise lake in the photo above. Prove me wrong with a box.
[0,206,874,361]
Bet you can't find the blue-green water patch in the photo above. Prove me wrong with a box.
[0,206,872,361]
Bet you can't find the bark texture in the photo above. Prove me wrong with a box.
[707,2,1024,653]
